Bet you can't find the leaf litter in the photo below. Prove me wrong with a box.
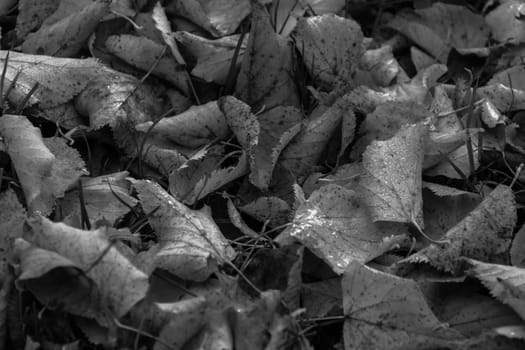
[1,1,525,349]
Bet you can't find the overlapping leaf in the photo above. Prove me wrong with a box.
[0,115,87,214]
[132,179,236,281]
[13,216,149,325]
[407,185,516,273]
[343,261,463,350]
[286,184,405,274]
[359,123,426,228]
[235,1,300,110]
[293,13,363,89]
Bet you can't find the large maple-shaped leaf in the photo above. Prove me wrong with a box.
[343,261,463,350]
[293,13,363,89]
[235,1,299,110]
[408,185,516,273]
[286,184,405,274]
[359,123,426,228]
[132,180,236,281]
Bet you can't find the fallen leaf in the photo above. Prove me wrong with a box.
[15,0,59,40]
[58,171,138,228]
[286,184,405,274]
[166,0,251,37]
[351,101,433,160]
[0,115,87,214]
[407,185,516,273]
[422,182,481,240]
[15,216,149,325]
[136,100,229,149]
[511,224,525,267]
[220,96,303,189]
[359,123,426,228]
[387,3,489,63]
[486,0,525,44]
[105,34,190,95]
[21,0,110,57]
[293,13,363,89]
[239,196,291,228]
[343,261,463,350]
[133,179,236,281]
[280,96,354,177]
[174,31,247,84]
[235,1,300,110]
[169,147,249,205]
[465,258,525,321]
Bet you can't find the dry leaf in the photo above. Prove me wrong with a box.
[359,123,426,228]
[105,34,190,95]
[220,96,303,189]
[166,0,251,37]
[15,216,149,325]
[287,184,405,274]
[387,3,489,62]
[465,258,525,321]
[21,0,110,57]
[174,31,247,84]
[422,182,481,240]
[486,0,525,44]
[133,180,236,281]
[351,101,433,159]
[0,115,87,214]
[15,0,59,39]
[408,185,516,273]
[169,147,249,205]
[343,261,463,350]
[154,297,207,350]
[137,100,229,149]
[0,51,112,128]
[58,171,138,228]
[293,14,363,89]
[280,96,354,177]
[152,1,186,65]
[0,188,26,273]
[235,1,300,110]
[239,196,291,228]
[355,45,406,87]
[511,224,525,267]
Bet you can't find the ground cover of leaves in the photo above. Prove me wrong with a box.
[2,0,525,349]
